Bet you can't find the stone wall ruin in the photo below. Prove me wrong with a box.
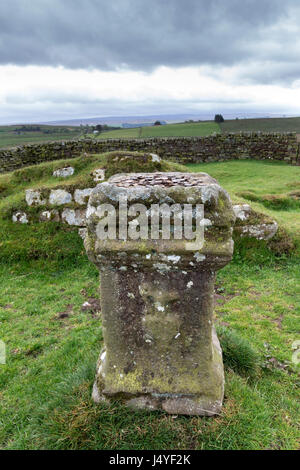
[0,132,299,174]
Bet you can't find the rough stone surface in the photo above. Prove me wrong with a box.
[233,204,252,221]
[53,166,74,178]
[49,189,72,205]
[25,189,47,206]
[74,188,93,205]
[61,208,86,226]
[239,222,278,240]
[12,211,28,224]
[84,172,235,416]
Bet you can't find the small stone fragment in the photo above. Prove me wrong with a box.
[92,168,106,182]
[12,211,28,224]
[39,210,60,222]
[81,298,101,314]
[150,153,161,163]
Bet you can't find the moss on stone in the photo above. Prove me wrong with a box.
[103,151,187,178]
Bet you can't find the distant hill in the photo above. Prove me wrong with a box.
[40,114,203,127]
[122,121,167,128]
[39,112,294,127]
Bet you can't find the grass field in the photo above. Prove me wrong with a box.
[98,121,220,139]
[98,117,300,138]
[0,156,299,450]
[220,117,300,133]
[97,126,140,139]
[0,125,81,149]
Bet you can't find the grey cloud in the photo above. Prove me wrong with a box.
[0,0,299,81]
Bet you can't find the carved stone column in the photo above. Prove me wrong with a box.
[84,172,235,416]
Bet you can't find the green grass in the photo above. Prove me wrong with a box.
[141,122,220,138]
[187,160,300,239]
[0,158,299,450]
[220,117,300,133]
[0,125,82,149]
[98,121,220,139]
[97,127,141,139]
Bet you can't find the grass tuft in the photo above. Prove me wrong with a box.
[217,326,261,378]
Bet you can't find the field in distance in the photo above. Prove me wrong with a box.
[98,117,300,139]
[98,121,220,139]
[0,124,82,149]
[220,116,300,133]
[2,117,300,149]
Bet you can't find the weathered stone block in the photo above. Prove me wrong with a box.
[61,208,86,226]
[85,172,235,416]
[74,188,93,205]
[233,204,252,221]
[233,204,278,240]
[238,222,278,240]
[25,189,47,206]
[53,166,74,178]
[49,189,72,205]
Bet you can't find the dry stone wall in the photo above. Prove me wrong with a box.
[0,132,299,173]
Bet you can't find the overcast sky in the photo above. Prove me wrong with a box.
[1,0,300,124]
